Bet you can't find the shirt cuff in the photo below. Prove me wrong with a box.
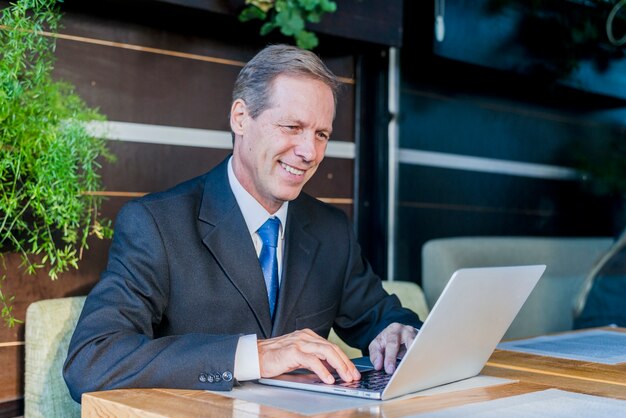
[233,334,261,381]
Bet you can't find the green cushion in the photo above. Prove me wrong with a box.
[25,297,86,418]
[328,280,429,358]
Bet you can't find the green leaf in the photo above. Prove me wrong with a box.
[276,9,305,36]
[260,21,277,36]
[298,0,317,12]
[239,5,266,22]
[317,0,336,13]
[307,11,321,23]
[295,30,318,50]
[274,0,287,13]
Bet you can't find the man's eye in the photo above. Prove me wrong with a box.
[281,125,300,132]
[317,132,329,141]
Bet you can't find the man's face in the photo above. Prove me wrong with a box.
[231,75,334,214]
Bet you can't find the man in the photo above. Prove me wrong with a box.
[63,44,422,402]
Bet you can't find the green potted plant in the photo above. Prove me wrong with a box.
[239,0,337,49]
[0,0,114,327]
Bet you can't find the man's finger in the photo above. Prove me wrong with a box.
[258,329,360,383]
[383,339,400,374]
[297,353,336,384]
[297,328,361,379]
[369,337,384,370]
[328,338,361,380]
[369,323,419,374]
[322,348,361,382]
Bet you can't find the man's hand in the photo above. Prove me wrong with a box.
[257,329,361,384]
[369,323,418,374]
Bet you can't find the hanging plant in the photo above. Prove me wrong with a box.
[239,0,337,50]
[0,0,114,327]
[486,0,626,79]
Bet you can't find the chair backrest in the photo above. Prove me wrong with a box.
[25,296,86,418]
[328,280,429,358]
[381,280,430,321]
[422,236,613,339]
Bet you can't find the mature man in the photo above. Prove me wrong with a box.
[64,44,422,402]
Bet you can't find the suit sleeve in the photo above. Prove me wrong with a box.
[331,215,423,353]
[63,201,240,403]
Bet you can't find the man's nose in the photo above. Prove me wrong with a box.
[294,131,318,162]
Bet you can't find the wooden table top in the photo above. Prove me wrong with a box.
[82,381,551,418]
[82,328,626,417]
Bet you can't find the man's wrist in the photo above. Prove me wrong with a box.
[233,334,261,381]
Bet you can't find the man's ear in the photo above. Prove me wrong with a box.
[230,99,247,136]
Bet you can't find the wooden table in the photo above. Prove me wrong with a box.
[485,328,626,400]
[82,329,626,417]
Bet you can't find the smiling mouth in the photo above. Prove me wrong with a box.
[280,162,305,176]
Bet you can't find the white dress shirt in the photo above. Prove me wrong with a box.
[227,157,288,381]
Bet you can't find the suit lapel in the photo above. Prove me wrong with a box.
[272,200,319,337]
[198,160,273,338]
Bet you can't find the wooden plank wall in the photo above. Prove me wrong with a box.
[0,1,358,411]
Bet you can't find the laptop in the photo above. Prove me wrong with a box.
[258,265,546,400]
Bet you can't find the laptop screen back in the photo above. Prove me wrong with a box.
[382,265,545,399]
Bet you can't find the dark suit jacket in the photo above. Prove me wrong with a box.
[63,158,422,402]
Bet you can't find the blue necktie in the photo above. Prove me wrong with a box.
[257,217,281,320]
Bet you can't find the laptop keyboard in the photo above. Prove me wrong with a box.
[316,369,393,391]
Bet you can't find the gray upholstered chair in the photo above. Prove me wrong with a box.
[24,296,85,418]
[421,236,613,340]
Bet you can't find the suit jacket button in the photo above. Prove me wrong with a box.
[213,373,222,382]
[198,373,208,383]
[207,374,215,383]
[222,371,233,382]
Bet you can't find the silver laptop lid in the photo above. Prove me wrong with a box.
[381,265,545,400]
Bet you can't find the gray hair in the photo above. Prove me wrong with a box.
[232,44,340,119]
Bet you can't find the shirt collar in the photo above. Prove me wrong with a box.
[227,157,288,238]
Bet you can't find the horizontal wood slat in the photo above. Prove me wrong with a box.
[85,192,353,206]
[42,29,357,85]
[0,342,24,348]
